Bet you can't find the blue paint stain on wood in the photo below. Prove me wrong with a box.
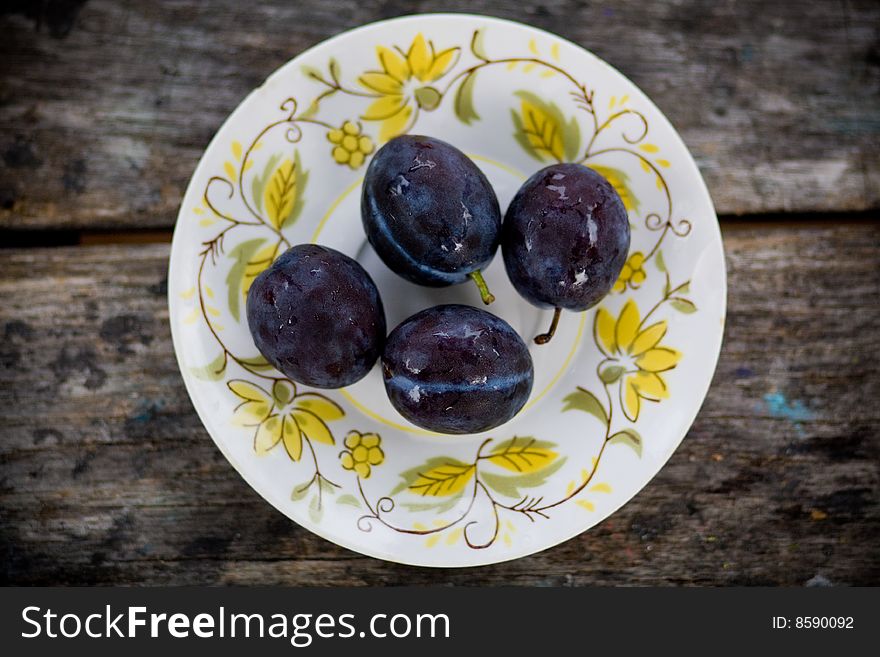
[130,398,165,424]
[763,392,815,436]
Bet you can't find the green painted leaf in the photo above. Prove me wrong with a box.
[225,238,267,322]
[252,153,281,215]
[677,282,691,294]
[655,250,667,273]
[285,150,309,229]
[300,99,320,119]
[670,298,697,314]
[250,176,261,214]
[308,494,323,523]
[391,457,475,497]
[609,429,642,458]
[486,436,558,473]
[481,457,567,498]
[511,109,541,162]
[239,354,276,372]
[291,480,311,501]
[511,91,580,163]
[318,477,337,497]
[588,165,639,214]
[471,29,488,60]
[328,58,341,83]
[562,112,581,162]
[454,72,480,125]
[336,494,362,509]
[400,493,465,514]
[190,351,227,381]
[301,65,324,81]
[490,436,556,453]
[264,152,309,230]
[600,365,625,384]
[562,387,608,425]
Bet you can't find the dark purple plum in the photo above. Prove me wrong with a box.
[246,244,386,388]
[501,163,630,344]
[361,135,501,304]
[382,305,533,434]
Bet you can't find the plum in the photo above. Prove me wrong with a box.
[501,163,630,343]
[361,135,501,304]
[246,244,386,388]
[382,304,533,434]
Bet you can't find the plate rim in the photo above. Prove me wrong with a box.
[167,12,727,568]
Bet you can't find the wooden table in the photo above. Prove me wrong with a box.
[1,1,878,585]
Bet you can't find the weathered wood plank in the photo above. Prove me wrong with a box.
[1,0,878,231]
[0,223,878,584]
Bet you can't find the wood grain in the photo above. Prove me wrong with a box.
[1,0,878,231]
[1,223,877,585]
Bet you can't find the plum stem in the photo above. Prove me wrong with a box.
[534,307,562,344]
[469,270,495,304]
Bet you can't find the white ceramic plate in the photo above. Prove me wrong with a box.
[168,14,726,567]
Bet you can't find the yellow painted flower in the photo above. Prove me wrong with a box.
[228,379,344,460]
[340,431,384,479]
[613,252,647,293]
[594,299,681,421]
[327,121,374,169]
[358,33,459,142]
